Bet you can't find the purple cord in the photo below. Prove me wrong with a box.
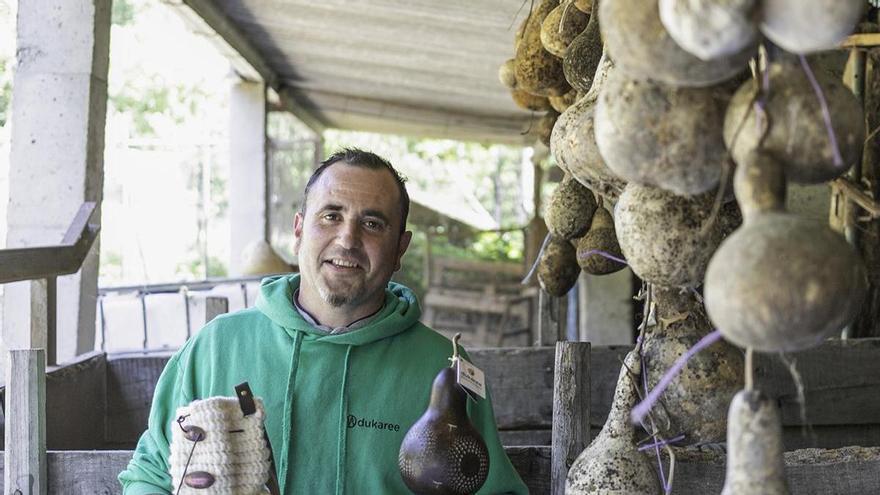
[578,249,628,265]
[638,345,671,494]
[799,54,845,168]
[638,434,686,452]
[631,329,723,426]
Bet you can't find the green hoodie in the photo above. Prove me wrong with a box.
[119,274,528,494]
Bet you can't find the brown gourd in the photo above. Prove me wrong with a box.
[704,152,867,352]
[545,175,598,240]
[514,0,570,97]
[641,286,743,444]
[594,68,735,196]
[575,207,626,275]
[658,0,758,61]
[720,389,790,494]
[723,58,865,184]
[510,89,553,112]
[537,237,581,296]
[399,362,490,495]
[536,110,560,147]
[573,0,591,14]
[541,1,590,59]
[548,87,578,113]
[566,351,660,494]
[600,0,754,87]
[498,58,518,89]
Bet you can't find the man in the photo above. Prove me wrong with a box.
[119,149,528,494]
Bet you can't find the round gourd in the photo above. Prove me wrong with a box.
[601,0,754,86]
[760,0,862,54]
[723,60,864,184]
[537,237,581,296]
[614,184,726,287]
[704,212,867,352]
[573,0,591,14]
[595,69,733,196]
[658,0,758,61]
[641,286,743,444]
[514,0,570,97]
[549,87,578,113]
[541,1,590,59]
[546,176,598,240]
[575,208,626,275]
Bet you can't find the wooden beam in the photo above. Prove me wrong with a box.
[4,349,47,495]
[551,342,590,495]
[841,33,880,48]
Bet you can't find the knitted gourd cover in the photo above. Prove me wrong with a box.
[169,396,272,494]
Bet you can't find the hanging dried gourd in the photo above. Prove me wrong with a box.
[759,0,862,54]
[551,53,626,201]
[575,207,626,275]
[614,184,729,288]
[723,58,865,184]
[704,152,867,352]
[658,0,759,61]
[600,0,754,86]
[510,89,553,111]
[545,175,598,240]
[537,237,581,296]
[536,110,560,147]
[566,351,660,494]
[541,0,590,59]
[514,0,571,97]
[641,286,743,444]
[562,0,603,93]
[594,68,737,196]
[548,87,578,113]
[498,58,518,89]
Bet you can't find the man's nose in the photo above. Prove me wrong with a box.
[336,220,362,248]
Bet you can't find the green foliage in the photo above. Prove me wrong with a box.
[0,58,11,128]
[176,254,228,280]
[109,81,209,136]
[112,0,139,26]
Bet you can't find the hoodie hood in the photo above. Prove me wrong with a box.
[255,273,422,346]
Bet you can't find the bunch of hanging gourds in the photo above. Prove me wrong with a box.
[502,0,869,493]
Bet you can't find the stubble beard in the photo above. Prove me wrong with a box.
[317,277,366,308]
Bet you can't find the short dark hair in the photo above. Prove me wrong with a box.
[301,148,410,234]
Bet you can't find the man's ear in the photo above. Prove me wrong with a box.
[293,212,304,253]
[394,230,413,272]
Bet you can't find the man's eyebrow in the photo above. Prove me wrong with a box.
[317,203,344,212]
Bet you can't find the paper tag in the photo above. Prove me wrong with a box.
[456,358,486,400]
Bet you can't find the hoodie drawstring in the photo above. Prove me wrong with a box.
[335,345,353,495]
[279,331,304,492]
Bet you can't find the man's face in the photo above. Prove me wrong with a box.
[293,163,412,312]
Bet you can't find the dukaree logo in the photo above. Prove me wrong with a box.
[346,414,401,432]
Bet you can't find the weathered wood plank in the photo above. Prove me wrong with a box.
[4,349,47,495]
[0,451,130,494]
[104,354,172,447]
[551,342,590,495]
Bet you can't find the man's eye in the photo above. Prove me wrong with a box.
[323,213,340,221]
[364,220,384,230]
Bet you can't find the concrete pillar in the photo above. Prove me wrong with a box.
[3,0,111,362]
[577,269,634,346]
[228,80,267,276]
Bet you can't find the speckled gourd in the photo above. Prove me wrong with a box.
[510,89,552,111]
[760,0,862,54]
[704,152,867,352]
[541,0,590,59]
[601,0,753,87]
[720,389,790,494]
[549,87,578,113]
[658,0,758,61]
[723,59,865,184]
[514,0,570,97]
[575,207,626,275]
[566,351,660,494]
[563,0,603,93]
[641,286,743,444]
[614,184,728,288]
[551,53,626,202]
[545,175,598,240]
[595,68,736,196]
[537,237,581,296]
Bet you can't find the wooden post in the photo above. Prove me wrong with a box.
[551,341,591,495]
[5,349,48,495]
[538,290,567,346]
